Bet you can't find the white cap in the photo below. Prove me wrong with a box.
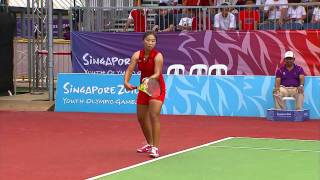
[284,51,294,59]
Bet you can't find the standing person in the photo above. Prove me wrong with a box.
[183,0,214,31]
[63,26,71,40]
[183,0,199,5]
[124,0,147,32]
[273,51,305,110]
[124,31,166,158]
[239,0,260,30]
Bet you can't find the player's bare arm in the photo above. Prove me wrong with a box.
[124,51,139,90]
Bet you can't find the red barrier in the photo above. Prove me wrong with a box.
[37,50,71,56]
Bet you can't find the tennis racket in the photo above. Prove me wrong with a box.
[136,78,161,97]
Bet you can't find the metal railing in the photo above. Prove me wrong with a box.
[70,2,320,32]
[15,40,72,79]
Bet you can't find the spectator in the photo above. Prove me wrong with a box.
[199,0,215,15]
[239,0,260,30]
[263,0,288,24]
[199,0,215,5]
[234,0,247,15]
[236,0,246,5]
[192,10,213,31]
[256,0,267,22]
[63,26,70,40]
[285,0,306,24]
[183,0,199,5]
[214,3,236,30]
[160,0,178,5]
[215,1,240,15]
[305,0,316,23]
[177,9,193,31]
[273,51,305,110]
[160,0,179,14]
[256,0,267,6]
[182,0,214,31]
[311,5,320,23]
[183,0,214,7]
[153,3,176,32]
[178,1,213,30]
[215,0,238,6]
[124,0,147,32]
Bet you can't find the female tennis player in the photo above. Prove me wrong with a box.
[124,31,166,158]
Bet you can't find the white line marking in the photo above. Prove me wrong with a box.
[209,145,320,153]
[86,137,234,180]
[232,137,320,142]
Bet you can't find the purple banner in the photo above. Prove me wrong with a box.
[71,31,320,75]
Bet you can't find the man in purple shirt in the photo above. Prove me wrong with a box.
[273,51,305,110]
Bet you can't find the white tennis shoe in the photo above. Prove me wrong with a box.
[149,147,159,158]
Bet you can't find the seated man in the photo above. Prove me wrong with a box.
[263,0,288,25]
[273,51,305,110]
[285,0,306,24]
[160,0,178,6]
[177,9,193,31]
[214,3,236,31]
[312,5,320,23]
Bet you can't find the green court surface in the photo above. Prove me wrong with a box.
[92,137,320,180]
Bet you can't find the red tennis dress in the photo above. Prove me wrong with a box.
[137,49,166,105]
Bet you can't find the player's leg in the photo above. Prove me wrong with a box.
[148,99,163,157]
[136,93,153,153]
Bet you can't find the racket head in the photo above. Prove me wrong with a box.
[138,78,161,97]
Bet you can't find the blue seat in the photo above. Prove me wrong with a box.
[303,23,320,30]
[281,23,303,30]
[259,23,277,30]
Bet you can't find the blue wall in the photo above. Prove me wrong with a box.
[55,74,320,119]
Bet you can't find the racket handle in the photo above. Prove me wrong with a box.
[132,86,137,89]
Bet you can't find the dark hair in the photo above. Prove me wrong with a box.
[158,2,167,6]
[220,2,229,11]
[65,26,70,31]
[143,31,157,41]
[289,0,300,3]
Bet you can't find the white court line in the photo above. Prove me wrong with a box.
[86,137,235,180]
[209,137,320,153]
[209,145,320,153]
[232,136,320,142]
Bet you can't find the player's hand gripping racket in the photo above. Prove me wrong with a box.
[136,78,161,97]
